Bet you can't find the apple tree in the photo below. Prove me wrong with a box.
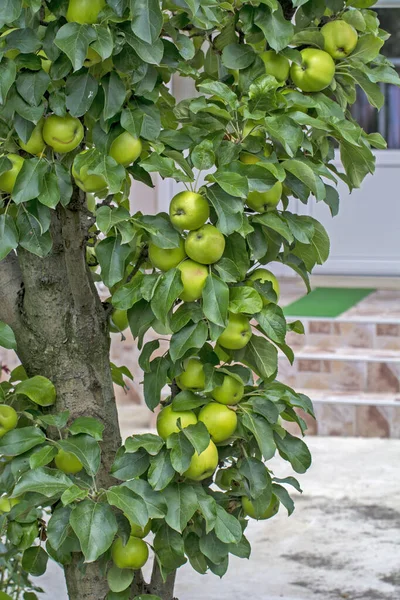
[0,0,397,599]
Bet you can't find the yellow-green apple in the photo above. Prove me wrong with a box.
[321,20,358,59]
[176,358,205,391]
[55,449,83,474]
[148,239,186,271]
[0,405,18,438]
[242,494,280,520]
[169,191,209,231]
[0,495,20,513]
[260,50,290,83]
[177,260,208,302]
[42,114,84,153]
[290,48,335,92]
[198,402,238,443]
[247,182,282,213]
[84,47,102,67]
[156,404,197,440]
[109,132,142,167]
[211,374,244,405]
[128,519,152,539]
[217,313,252,350]
[183,440,219,481]
[109,309,129,333]
[185,224,225,265]
[72,151,107,193]
[240,152,260,164]
[19,120,46,156]
[111,536,149,569]
[66,0,106,24]
[0,154,24,194]
[247,268,280,304]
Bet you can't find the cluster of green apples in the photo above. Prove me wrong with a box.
[260,20,358,94]
[111,518,151,571]
[0,404,18,438]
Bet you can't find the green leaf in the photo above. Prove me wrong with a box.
[12,158,48,204]
[166,431,194,474]
[0,320,17,350]
[61,484,89,506]
[274,432,312,474]
[151,268,183,324]
[209,172,248,199]
[292,219,330,270]
[69,417,104,441]
[112,274,144,310]
[70,500,118,563]
[282,159,324,200]
[162,483,198,532]
[47,506,72,551]
[111,448,150,481]
[0,58,17,105]
[241,411,276,461]
[199,530,229,565]
[153,524,187,572]
[255,5,294,52]
[264,115,303,157]
[350,33,383,63]
[59,434,101,476]
[237,335,278,380]
[22,546,48,577]
[107,565,134,593]
[214,505,242,544]
[16,375,56,406]
[143,356,170,411]
[191,139,215,171]
[130,0,163,44]
[202,274,229,328]
[172,390,209,411]
[13,467,73,497]
[148,448,175,491]
[229,287,263,315]
[124,28,164,64]
[169,321,208,362]
[0,426,45,456]
[16,70,50,107]
[239,457,271,499]
[39,411,70,429]
[221,44,255,70]
[0,0,23,28]
[106,485,148,527]
[92,25,114,59]
[206,185,243,236]
[102,72,126,120]
[181,422,210,455]
[272,483,295,515]
[55,23,97,72]
[125,434,164,456]
[123,479,167,518]
[29,445,58,469]
[96,236,131,288]
[38,170,61,209]
[255,304,286,343]
[66,71,98,117]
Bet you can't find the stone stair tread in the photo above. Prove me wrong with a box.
[298,388,400,406]
[281,346,400,363]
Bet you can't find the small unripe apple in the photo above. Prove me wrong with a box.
[169,191,209,231]
[156,404,197,440]
[321,20,358,60]
[217,313,252,350]
[176,358,205,391]
[247,182,283,213]
[19,120,46,156]
[43,114,84,154]
[247,268,280,304]
[0,405,18,438]
[260,50,290,83]
[111,536,149,570]
[0,495,20,514]
[185,224,225,265]
[84,47,102,67]
[198,402,238,443]
[66,0,106,24]
[109,309,129,333]
[177,260,208,302]
[211,374,244,405]
[242,494,280,520]
[0,154,24,194]
[128,519,152,539]
[109,132,142,167]
[148,239,186,271]
[183,440,219,481]
[72,151,107,194]
[55,449,83,474]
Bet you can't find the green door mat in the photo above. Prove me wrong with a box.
[283,287,375,318]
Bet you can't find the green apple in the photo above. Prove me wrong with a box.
[260,50,290,83]
[129,519,152,539]
[242,494,280,520]
[0,495,20,514]
[169,191,209,231]
[211,374,244,405]
[55,449,83,474]
[84,47,102,67]
[217,313,252,350]
[290,48,335,93]
[111,536,149,570]
[148,239,186,271]
[240,152,260,165]
[66,0,106,24]
[72,151,107,194]
[185,224,225,265]
[38,50,52,73]
[183,440,219,481]
[0,154,24,194]
[247,268,280,304]
[177,260,208,302]
[247,181,282,213]
[0,405,18,438]
[321,20,358,60]
[109,132,142,167]
[176,357,205,391]
[19,120,46,156]
[109,309,129,333]
[198,402,238,443]
[43,114,84,153]
[156,404,197,440]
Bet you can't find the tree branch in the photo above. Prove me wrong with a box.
[148,560,177,600]
[0,252,24,333]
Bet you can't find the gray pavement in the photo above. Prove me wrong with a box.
[34,437,400,600]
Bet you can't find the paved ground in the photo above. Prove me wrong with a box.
[35,437,400,600]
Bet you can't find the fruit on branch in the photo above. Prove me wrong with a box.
[0,495,20,513]
[128,519,152,539]
[109,309,129,333]
[156,404,197,440]
[247,182,283,213]
[55,450,83,475]
[42,114,84,154]
[169,191,210,231]
[111,536,149,569]
[198,403,238,443]
[148,239,186,271]
[290,48,335,92]
[185,224,225,265]
[183,440,219,481]
[109,132,142,167]
[84,47,102,67]
[260,50,290,83]
[217,313,252,350]
[242,494,280,520]
[239,152,261,164]
[177,260,208,302]
[176,358,205,391]
[211,374,244,405]
[66,0,106,24]
[0,154,24,194]
[321,20,358,60]
[247,268,280,304]
[72,152,107,194]
[19,120,46,156]
[0,405,18,438]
